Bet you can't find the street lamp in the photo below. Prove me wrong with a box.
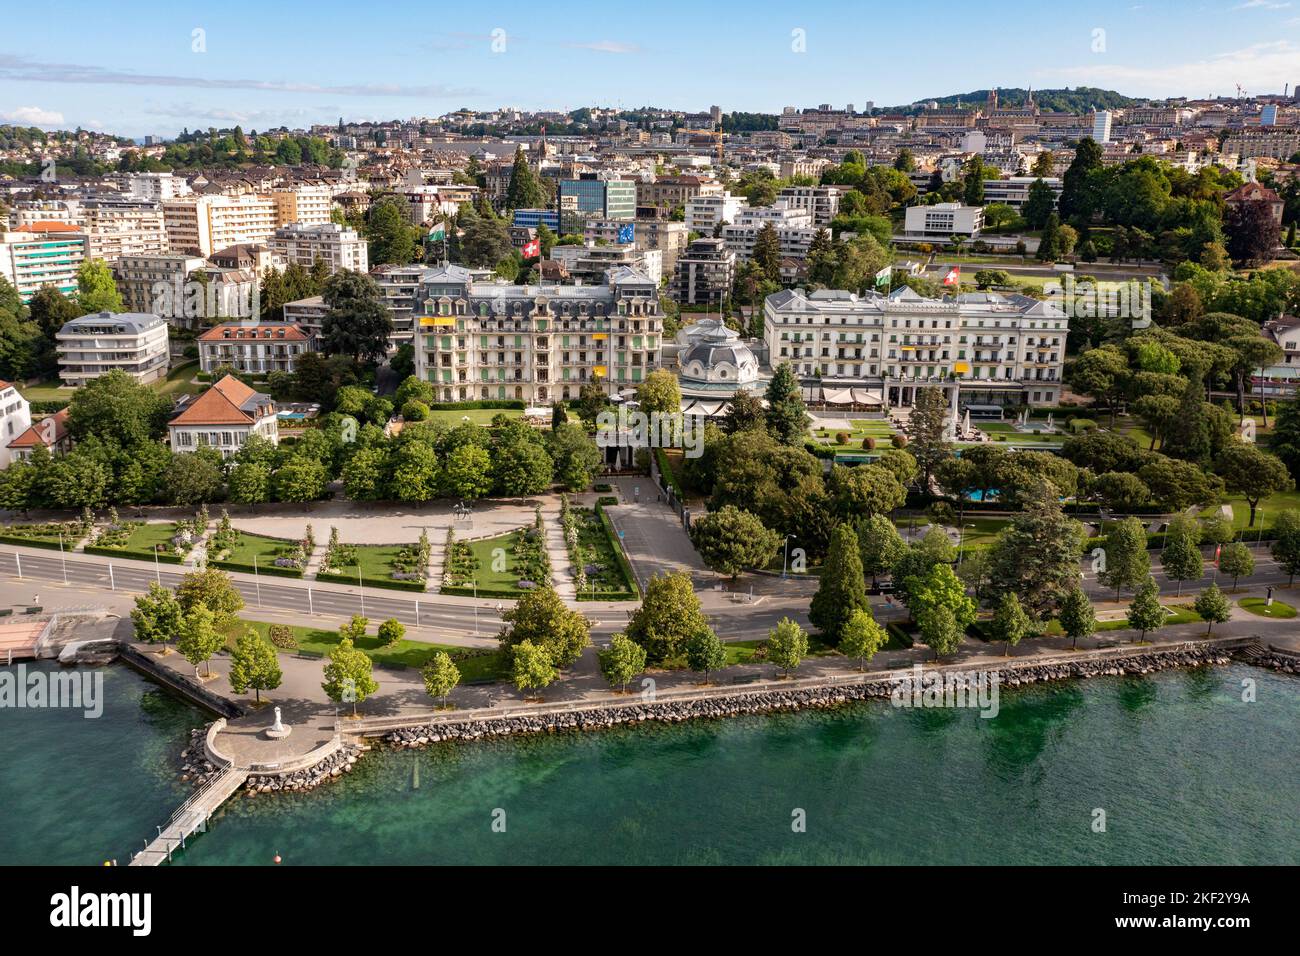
[958,523,975,564]
[782,535,795,579]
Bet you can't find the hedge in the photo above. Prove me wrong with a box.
[0,535,72,551]
[440,584,529,599]
[654,447,683,497]
[29,400,69,414]
[208,559,304,578]
[426,399,526,411]
[84,545,185,564]
[593,500,640,599]
[314,570,427,592]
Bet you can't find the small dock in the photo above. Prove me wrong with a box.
[130,765,249,866]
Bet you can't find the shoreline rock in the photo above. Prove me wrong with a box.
[241,744,364,796]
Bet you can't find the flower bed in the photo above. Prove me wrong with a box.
[560,494,638,600]
[208,513,311,578]
[0,520,85,551]
[440,509,551,598]
[316,526,429,591]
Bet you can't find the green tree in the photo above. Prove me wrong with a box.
[1269,509,1300,585]
[504,147,547,210]
[177,604,222,677]
[498,585,590,668]
[907,386,953,488]
[764,362,809,445]
[130,581,183,650]
[906,562,977,634]
[1193,582,1232,634]
[421,651,461,708]
[1215,444,1294,527]
[227,628,283,702]
[991,591,1032,657]
[809,523,869,642]
[227,461,272,506]
[1218,541,1254,591]
[321,269,393,364]
[164,451,223,505]
[685,626,727,684]
[1058,585,1097,650]
[625,570,709,663]
[986,479,1086,619]
[66,369,171,445]
[1125,576,1165,642]
[175,567,245,630]
[341,446,390,501]
[492,439,553,497]
[766,617,809,677]
[548,422,602,492]
[510,639,557,698]
[857,513,907,587]
[635,369,681,415]
[752,222,781,281]
[378,618,405,647]
[917,604,963,660]
[689,505,782,580]
[1159,514,1203,596]
[390,441,441,501]
[826,463,906,520]
[442,443,493,499]
[599,633,647,693]
[839,607,887,671]
[1100,516,1151,600]
[274,456,328,503]
[75,258,125,314]
[321,636,379,715]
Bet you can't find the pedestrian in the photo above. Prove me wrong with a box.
[32,593,39,606]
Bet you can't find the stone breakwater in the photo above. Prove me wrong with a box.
[180,725,222,786]
[242,743,366,795]
[1253,648,1300,675]
[381,644,1264,750]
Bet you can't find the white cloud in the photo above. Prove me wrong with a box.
[1044,40,1300,96]
[1233,0,1291,9]
[0,104,65,125]
[566,40,641,54]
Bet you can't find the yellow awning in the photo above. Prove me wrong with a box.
[592,333,608,341]
[953,361,970,374]
[593,366,607,377]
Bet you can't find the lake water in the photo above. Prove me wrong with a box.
[3,662,1297,866]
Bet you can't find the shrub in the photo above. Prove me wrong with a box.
[267,624,297,650]
[862,436,876,450]
[891,433,908,448]
[835,431,849,445]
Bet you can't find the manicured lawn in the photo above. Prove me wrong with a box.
[444,525,551,597]
[467,531,526,591]
[318,542,426,591]
[90,521,192,562]
[22,360,200,406]
[955,516,1012,550]
[233,620,506,682]
[1198,491,1300,534]
[209,529,305,576]
[715,635,837,667]
[1041,603,1202,635]
[423,408,524,426]
[812,418,897,445]
[1239,597,1297,619]
[568,506,638,599]
[979,422,1067,445]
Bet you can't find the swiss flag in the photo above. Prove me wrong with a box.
[523,239,541,259]
[943,266,960,286]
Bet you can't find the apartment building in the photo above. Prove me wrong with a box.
[268,222,368,273]
[1223,130,1300,160]
[549,243,663,285]
[902,203,984,239]
[55,312,170,387]
[370,262,427,345]
[162,194,278,256]
[79,199,168,261]
[684,192,748,235]
[777,185,842,227]
[763,285,1068,409]
[637,176,722,211]
[980,177,1062,210]
[669,237,735,307]
[722,202,817,262]
[0,223,88,301]
[558,176,637,224]
[168,374,278,457]
[113,253,209,315]
[197,322,315,375]
[0,381,32,469]
[270,184,334,227]
[282,296,329,339]
[413,263,662,404]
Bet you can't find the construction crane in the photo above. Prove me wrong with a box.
[1236,84,1248,100]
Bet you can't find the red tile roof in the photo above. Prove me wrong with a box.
[8,409,69,449]
[169,375,267,427]
[197,323,310,342]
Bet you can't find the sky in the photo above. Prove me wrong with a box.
[2,0,1300,139]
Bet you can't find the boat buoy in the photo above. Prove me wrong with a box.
[273,853,282,865]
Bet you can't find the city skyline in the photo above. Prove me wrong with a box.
[3,0,1300,138]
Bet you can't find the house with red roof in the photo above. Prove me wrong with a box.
[7,408,72,464]
[167,374,278,458]
[0,380,32,468]
[196,322,316,375]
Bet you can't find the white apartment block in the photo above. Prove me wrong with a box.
[763,285,1068,409]
[777,185,842,226]
[162,194,278,257]
[902,203,984,239]
[685,192,748,235]
[113,253,209,316]
[56,312,170,387]
[268,222,368,273]
[79,199,168,262]
[413,264,663,404]
[980,177,1062,210]
[109,172,191,202]
[0,380,32,469]
[722,202,817,261]
[270,184,334,227]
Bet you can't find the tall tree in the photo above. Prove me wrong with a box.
[987,479,1086,619]
[1125,576,1165,643]
[689,505,782,580]
[504,147,546,210]
[809,523,869,642]
[1100,516,1152,600]
[907,386,953,489]
[498,585,590,668]
[598,633,647,693]
[1159,514,1204,597]
[228,629,283,702]
[766,617,809,677]
[839,607,887,671]
[1058,585,1097,650]
[321,269,393,364]
[1218,541,1254,591]
[857,513,906,587]
[321,636,379,715]
[625,570,709,663]
[75,258,124,314]
[764,362,809,445]
[991,591,1032,657]
[1216,444,1293,527]
[1193,582,1232,634]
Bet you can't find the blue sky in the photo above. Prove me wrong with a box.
[2,0,1300,138]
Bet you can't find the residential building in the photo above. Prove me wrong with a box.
[270,184,334,227]
[1092,110,1113,144]
[980,176,1062,210]
[1224,181,1285,226]
[412,263,662,404]
[113,253,209,316]
[777,185,842,227]
[902,203,984,239]
[763,285,1069,409]
[197,322,315,375]
[7,408,72,463]
[549,243,663,285]
[558,176,637,226]
[79,199,168,261]
[55,312,170,387]
[0,381,32,468]
[684,192,748,235]
[637,176,722,211]
[370,263,428,345]
[0,223,88,301]
[162,194,278,256]
[168,374,278,457]
[669,237,735,307]
[282,295,329,339]
[1223,130,1300,160]
[722,202,817,262]
[268,222,368,273]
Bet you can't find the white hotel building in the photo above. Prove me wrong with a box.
[763,285,1068,409]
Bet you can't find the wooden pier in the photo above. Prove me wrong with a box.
[130,765,249,866]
